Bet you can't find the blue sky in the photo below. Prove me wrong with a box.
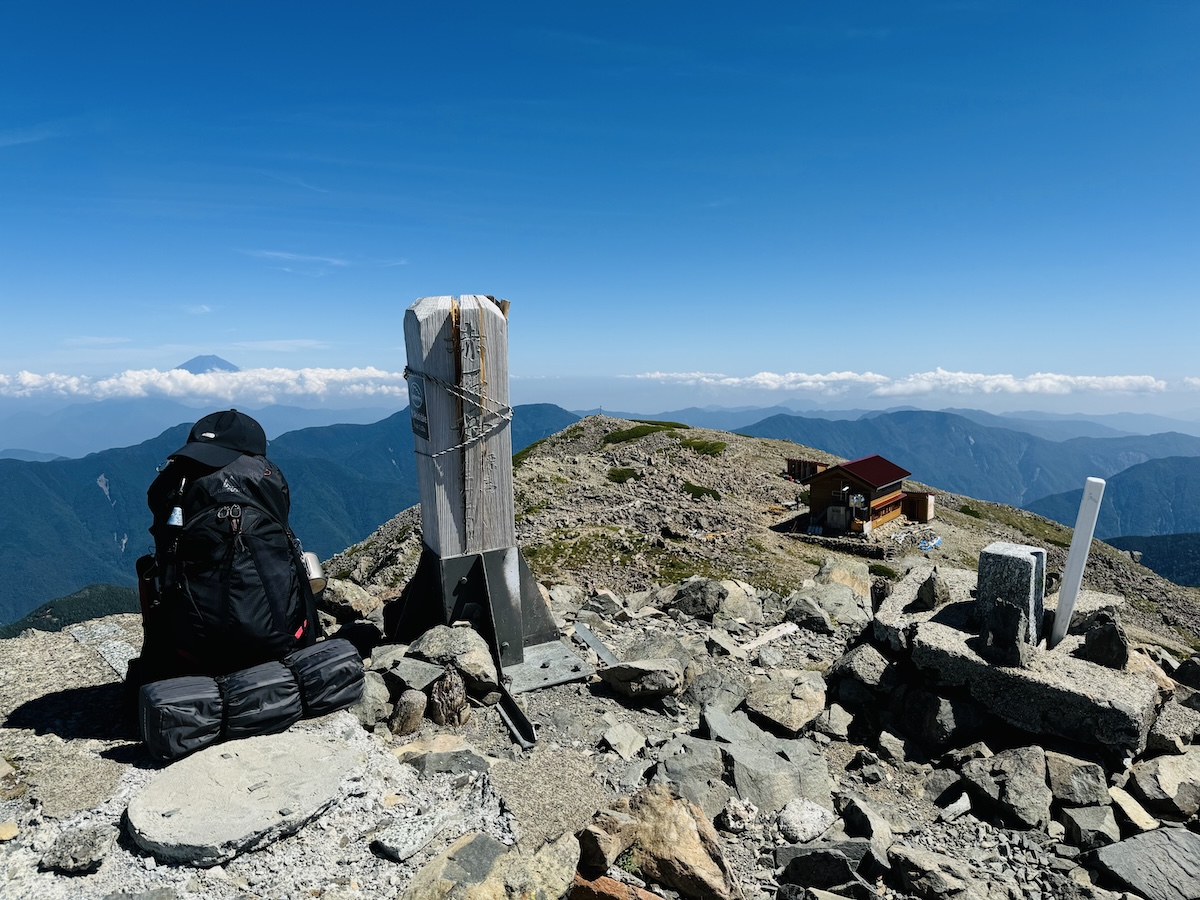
[2,3,1198,416]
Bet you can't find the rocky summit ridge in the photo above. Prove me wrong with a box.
[2,415,1200,900]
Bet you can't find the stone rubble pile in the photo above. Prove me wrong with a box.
[4,538,1200,899]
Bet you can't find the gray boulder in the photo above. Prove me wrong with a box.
[406,624,500,694]
[1128,746,1200,817]
[829,642,901,710]
[403,831,578,900]
[912,567,951,612]
[961,745,1053,829]
[716,579,764,624]
[1082,612,1130,669]
[1045,750,1109,807]
[723,736,833,817]
[902,688,985,754]
[599,658,684,699]
[1087,826,1200,900]
[321,578,381,623]
[815,558,871,601]
[38,824,118,874]
[667,577,728,619]
[783,593,835,634]
[813,581,871,629]
[655,735,732,819]
[1059,805,1120,851]
[744,669,826,736]
[889,845,990,900]
[352,670,392,728]
[777,798,836,843]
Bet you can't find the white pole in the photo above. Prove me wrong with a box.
[1047,477,1106,649]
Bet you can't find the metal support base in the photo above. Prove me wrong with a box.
[384,544,593,746]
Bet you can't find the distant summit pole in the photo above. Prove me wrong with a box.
[385,296,590,746]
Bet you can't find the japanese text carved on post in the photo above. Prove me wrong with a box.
[403,295,516,559]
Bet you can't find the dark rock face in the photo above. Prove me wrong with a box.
[1087,827,1200,900]
[1081,612,1130,669]
[667,578,728,620]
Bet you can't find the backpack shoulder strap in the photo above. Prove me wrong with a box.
[287,528,324,642]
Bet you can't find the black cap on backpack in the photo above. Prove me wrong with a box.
[171,409,267,467]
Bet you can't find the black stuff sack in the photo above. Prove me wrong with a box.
[139,675,223,762]
[220,661,303,740]
[285,639,364,716]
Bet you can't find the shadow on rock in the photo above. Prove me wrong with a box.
[4,682,128,740]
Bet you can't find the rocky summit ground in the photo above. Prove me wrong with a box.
[2,415,1200,900]
[327,415,1200,648]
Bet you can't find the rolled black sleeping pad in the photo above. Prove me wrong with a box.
[138,638,365,761]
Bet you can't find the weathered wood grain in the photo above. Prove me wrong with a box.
[403,295,515,557]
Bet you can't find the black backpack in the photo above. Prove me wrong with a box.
[134,452,321,684]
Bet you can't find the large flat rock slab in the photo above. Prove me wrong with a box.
[126,729,365,866]
[872,565,1155,756]
[1087,827,1200,900]
[909,619,1160,758]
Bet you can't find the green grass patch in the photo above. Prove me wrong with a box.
[615,845,642,877]
[683,481,720,501]
[679,437,727,457]
[631,418,689,429]
[607,467,641,484]
[959,504,983,519]
[512,436,550,469]
[515,499,549,522]
[603,423,674,445]
[869,563,899,579]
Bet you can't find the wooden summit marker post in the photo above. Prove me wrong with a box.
[387,296,589,721]
[406,294,516,557]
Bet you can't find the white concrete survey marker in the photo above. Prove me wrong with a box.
[1048,476,1106,649]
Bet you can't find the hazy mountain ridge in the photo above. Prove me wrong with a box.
[0,399,401,459]
[1026,456,1200,539]
[0,583,138,639]
[740,409,1200,506]
[7,401,1200,627]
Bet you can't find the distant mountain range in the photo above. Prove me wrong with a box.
[739,409,1200,507]
[1026,456,1200,539]
[7,399,1200,625]
[0,399,400,459]
[1106,533,1200,588]
[585,405,1200,441]
[0,403,579,625]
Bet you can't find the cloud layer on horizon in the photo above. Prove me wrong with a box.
[638,368,1171,397]
[0,365,1186,404]
[0,367,409,403]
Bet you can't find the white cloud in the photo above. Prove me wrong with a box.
[637,368,1168,397]
[184,304,213,315]
[870,369,1167,397]
[0,367,409,403]
[243,250,351,267]
[637,370,891,395]
[1183,377,1200,391]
